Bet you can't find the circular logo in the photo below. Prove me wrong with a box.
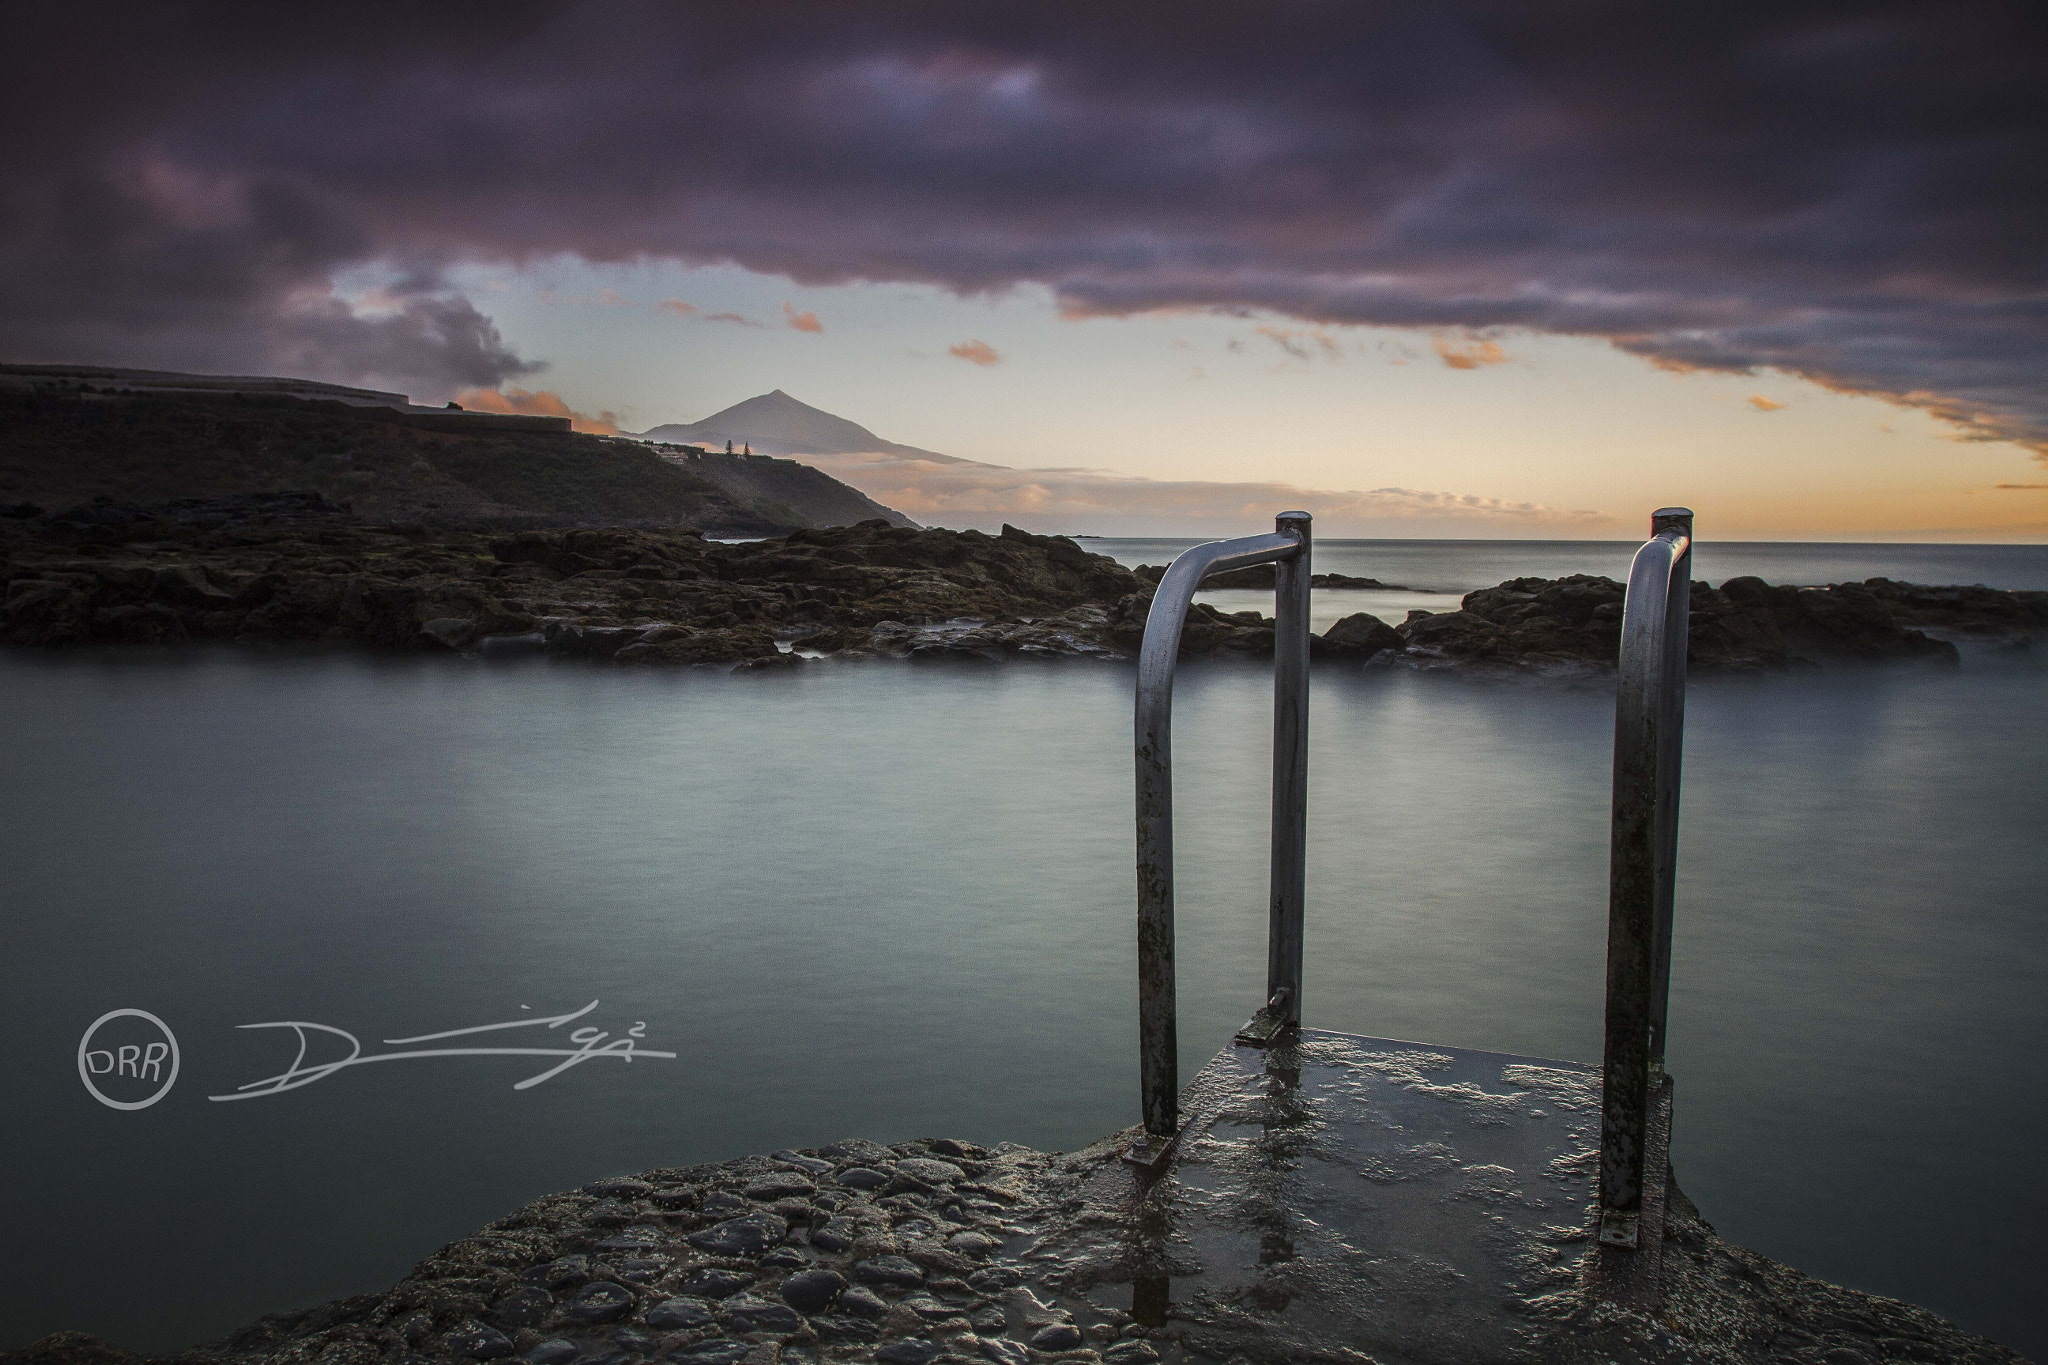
[77,1009,180,1110]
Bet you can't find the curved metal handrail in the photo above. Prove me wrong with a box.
[1132,512,1312,1150]
[1598,507,1694,1248]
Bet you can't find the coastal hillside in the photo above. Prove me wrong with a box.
[659,444,917,529]
[0,389,915,535]
[640,389,975,466]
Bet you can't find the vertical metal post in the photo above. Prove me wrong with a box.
[1267,512,1312,1026]
[1598,508,1692,1248]
[1135,670,1180,1142]
[1646,511,1692,1067]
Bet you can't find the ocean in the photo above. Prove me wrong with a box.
[4,539,2044,1356]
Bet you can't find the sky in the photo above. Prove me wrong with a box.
[4,2,2044,540]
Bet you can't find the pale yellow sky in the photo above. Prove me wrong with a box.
[452,261,2048,541]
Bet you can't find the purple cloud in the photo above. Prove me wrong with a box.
[1,2,2042,450]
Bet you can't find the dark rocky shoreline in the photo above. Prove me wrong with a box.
[3,497,2041,673]
[6,1132,2023,1365]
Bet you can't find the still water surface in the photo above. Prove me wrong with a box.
[4,540,2045,1355]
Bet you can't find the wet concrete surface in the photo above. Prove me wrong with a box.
[1022,1031,1609,1363]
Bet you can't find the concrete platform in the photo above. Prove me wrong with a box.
[1032,1029,1672,1363]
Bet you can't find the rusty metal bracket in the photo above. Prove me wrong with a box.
[1120,1125,1184,1176]
[1234,988,1296,1047]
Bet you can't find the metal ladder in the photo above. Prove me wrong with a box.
[1125,506,1695,1266]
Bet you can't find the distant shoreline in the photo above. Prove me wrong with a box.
[4,496,2042,675]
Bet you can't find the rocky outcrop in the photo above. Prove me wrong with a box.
[0,503,1195,669]
[3,502,2037,674]
[1395,573,1976,674]
[1312,611,1405,659]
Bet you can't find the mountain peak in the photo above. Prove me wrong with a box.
[636,390,971,466]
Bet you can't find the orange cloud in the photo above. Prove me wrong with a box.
[1253,325,1343,361]
[1995,483,2048,490]
[783,303,823,333]
[1747,394,1785,411]
[705,311,761,326]
[656,298,697,316]
[1432,335,1509,369]
[948,339,1000,366]
[454,386,620,436]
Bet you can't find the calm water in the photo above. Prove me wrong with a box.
[4,540,2045,1357]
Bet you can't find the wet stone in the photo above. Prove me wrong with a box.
[595,1224,664,1251]
[964,1268,1019,1293]
[523,1340,577,1365]
[811,1217,858,1252]
[685,1210,784,1257]
[771,1151,834,1175]
[780,1268,847,1314]
[700,1190,749,1214]
[723,1294,805,1334]
[839,1285,891,1318]
[676,1268,753,1299]
[893,1219,937,1240]
[874,1341,941,1365]
[614,1257,667,1283]
[1104,1342,1161,1365]
[645,1296,716,1330]
[812,1316,880,1344]
[980,1341,1029,1365]
[967,1307,1006,1333]
[1029,1324,1085,1352]
[900,1294,962,1321]
[584,1179,654,1199]
[759,1245,811,1270]
[530,1256,590,1289]
[567,1282,634,1323]
[837,1167,891,1190]
[585,1200,637,1226]
[894,1158,966,1186]
[609,1326,658,1354]
[492,1287,553,1328]
[669,1341,749,1365]
[854,1255,927,1291]
[446,1324,515,1360]
[647,1187,695,1209]
[744,1176,817,1201]
[945,1232,997,1259]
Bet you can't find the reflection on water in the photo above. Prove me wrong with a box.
[3,646,2044,1355]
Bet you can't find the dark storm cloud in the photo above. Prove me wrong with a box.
[3,1,2042,442]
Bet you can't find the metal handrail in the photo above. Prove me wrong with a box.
[1598,507,1694,1248]
[1132,511,1312,1158]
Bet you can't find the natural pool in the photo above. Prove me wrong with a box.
[6,634,2043,1355]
